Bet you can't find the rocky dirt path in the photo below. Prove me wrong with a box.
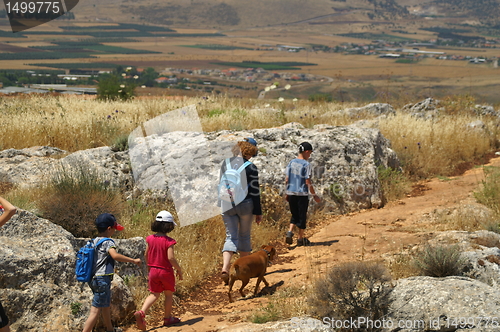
[124,157,500,332]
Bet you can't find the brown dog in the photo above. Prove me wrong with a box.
[228,245,276,302]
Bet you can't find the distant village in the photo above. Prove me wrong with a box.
[0,65,323,96]
[155,67,318,85]
[331,39,498,64]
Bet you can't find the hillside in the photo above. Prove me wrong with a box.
[70,0,500,29]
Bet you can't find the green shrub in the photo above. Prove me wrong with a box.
[412,244,465,277]
[308,93,333,102]
[308,262,392,331]
[110,134,129,152]
[207,109,225,117]
[250,302,281,324]
[377,165,410,202]
[97,74,135,101]
[475,166,500,214]
[39,163,123,237]
[483,221,500,234]
[70,302,82,316]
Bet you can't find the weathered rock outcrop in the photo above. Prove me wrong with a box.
[129,123,399,225]
[402,97,441,118]
[343,103,395,117]
[0,210,145,331]
[0,146,133,190]
[402,97,500,119]
[385,276,500,331]
[219,317,334,331]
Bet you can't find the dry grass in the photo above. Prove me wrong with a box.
[1,96,497,184]
[249,286,309,324]
[387,252,421,280]
[427,204,496,232]
[378,111,496,178]
[0,95,192,151]
[472,234,500,249]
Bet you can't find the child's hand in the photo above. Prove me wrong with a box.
[313,194,321,203]
[133,258,142,266]
[176,270,183,281]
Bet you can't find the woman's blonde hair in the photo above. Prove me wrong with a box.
[232,141,258,158]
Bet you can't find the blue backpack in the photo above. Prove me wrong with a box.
[75,238,113,282]
[218,158,252,207]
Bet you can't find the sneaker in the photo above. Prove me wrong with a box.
[297,238,311,246]
[163,316,181,326]
[285,231,294,244]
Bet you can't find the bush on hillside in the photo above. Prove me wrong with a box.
[39,163,123,238]
[412,244,465,277]
[475,166,500,214]
[308,93,333,102]
[308,261,392,331]
[377,165,411,202]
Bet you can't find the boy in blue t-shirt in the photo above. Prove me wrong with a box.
[284,142,321,246]
[82,213,142,332]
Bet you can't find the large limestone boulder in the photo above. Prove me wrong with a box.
[0,146,133,190]
[0,210,145,331]
[401,97,441,118]
[385,276,500,331]
[129,124,399,225]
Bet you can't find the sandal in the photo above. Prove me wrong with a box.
[221,271,229,285]
[134,310,146,331]
[163,316,181,326]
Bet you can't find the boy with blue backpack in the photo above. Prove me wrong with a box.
[82,213,142,332]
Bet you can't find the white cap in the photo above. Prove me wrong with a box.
[156,210,177,225]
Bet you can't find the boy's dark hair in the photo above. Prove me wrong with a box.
[96,226,109,233]
[151,220,175,233]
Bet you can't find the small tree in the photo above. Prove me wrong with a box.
[97,74,135,101]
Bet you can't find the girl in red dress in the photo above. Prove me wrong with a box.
[134,211,183,330]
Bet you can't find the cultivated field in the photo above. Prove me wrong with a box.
[1,0,500,103]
